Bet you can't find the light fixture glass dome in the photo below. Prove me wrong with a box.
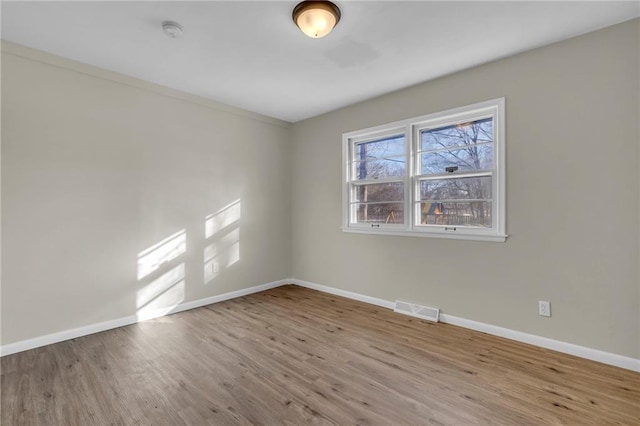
[293,1,341,39]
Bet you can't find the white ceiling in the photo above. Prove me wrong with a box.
[2,1,638,122]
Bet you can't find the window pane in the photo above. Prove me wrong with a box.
[419,201,491,227]
[355,158,405,180]
[356,135,405,160]
[353,182,404,202]
[354,203,404,224]
[420,176,492,201]
[421,118,493,152]
[421,144,493,175]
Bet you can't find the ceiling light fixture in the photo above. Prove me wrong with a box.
[162,21,183,38]
[292,1,341,39]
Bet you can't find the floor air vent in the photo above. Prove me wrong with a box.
[394,300,440,322]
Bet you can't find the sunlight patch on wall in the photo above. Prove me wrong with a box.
[204,199,241,284]
[227,241,240,267]
[205,200,241,239]
[137,230,186,280]
[204,228,240,283]
[203,228,240,262]
[136,263,185,309]
[136,278,185,321]
[136,263,185,322]
[136,230,187,322]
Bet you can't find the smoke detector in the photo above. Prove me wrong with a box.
[162,21,183,38]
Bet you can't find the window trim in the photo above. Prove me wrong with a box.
[342,98,507,242]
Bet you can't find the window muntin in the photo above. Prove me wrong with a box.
[353,182,404,202]
[419,201,492,227]
[356,135,405,159]
[352,135,406,181]
[420,144,493,174]
[420,118,493,151]
[419,175,492,201]
[342,98,505,241]
[354,158,405,180]
[353,202,405,224]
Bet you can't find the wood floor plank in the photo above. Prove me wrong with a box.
[2,284,639,425]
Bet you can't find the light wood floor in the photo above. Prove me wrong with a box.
[2,285,639,425]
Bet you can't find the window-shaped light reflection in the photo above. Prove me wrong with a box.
[137,230,186,280]
[136,263,184,309]
[204,228,240,284]
[205,200,241,239]
[226,241,240,267]
[204,199,241,285]
[136,263,185,321]
[204,228,240,262]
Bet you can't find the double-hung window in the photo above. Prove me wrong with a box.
[347,130,407,228]
[342,98,506,242]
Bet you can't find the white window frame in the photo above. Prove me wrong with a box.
[344,126,409,231]
[342,98,507,242]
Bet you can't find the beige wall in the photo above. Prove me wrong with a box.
[1,45,291,345]
[2,19,639,359]
[291,19,640,358]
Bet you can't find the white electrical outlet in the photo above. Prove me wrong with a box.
[538,301,551,317]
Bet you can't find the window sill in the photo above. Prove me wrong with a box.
[341,227,508,242]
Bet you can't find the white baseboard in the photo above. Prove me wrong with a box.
[290,279,640,372]
[3,277,639,373]
[1,314,141,358]
[438,314,640,372]
[292,278,396,310]
[0,279,288,357]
